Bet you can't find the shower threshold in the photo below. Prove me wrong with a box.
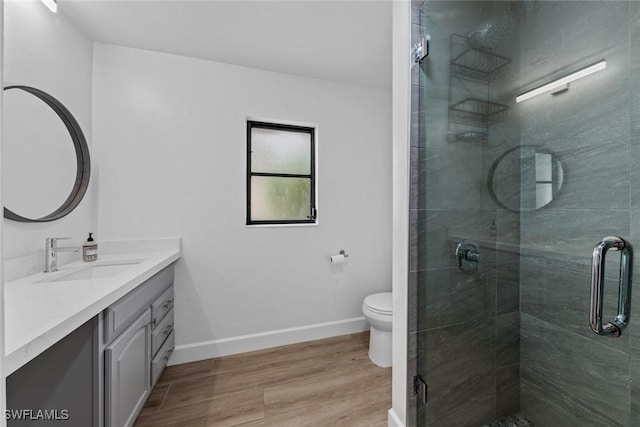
[482,414,534,427]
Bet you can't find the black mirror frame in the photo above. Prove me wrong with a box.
[487,144,563,213]
[3,85,91,222]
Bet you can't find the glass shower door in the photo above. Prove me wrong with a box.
[409,1,640,426]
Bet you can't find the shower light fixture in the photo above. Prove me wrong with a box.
[40,0,57,13]
[516,60,606,103]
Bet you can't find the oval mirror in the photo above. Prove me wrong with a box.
[488,145,564,212]
[2,86,90,222]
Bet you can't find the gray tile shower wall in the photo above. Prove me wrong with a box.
[496,364,520,419]
[407,7,425,419]
[520,314,630,426]
[520,257,630,353]
[631,6,640,424]
[410,1,640,426]
[409,2,521,426]
[416,267,497,331]
[631,356,640,425]
[631,1,640,211]
[517,2,636,426]
[418,320,496,426]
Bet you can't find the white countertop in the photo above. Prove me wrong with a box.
[4,238,181,376]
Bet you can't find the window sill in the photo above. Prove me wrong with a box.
[245,222,319,228]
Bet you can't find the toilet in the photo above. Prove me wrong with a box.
[362,292,392,367]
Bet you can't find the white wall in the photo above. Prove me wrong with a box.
[3,0,94,265]
[2,0,94,419]
[0,1,6,424]
[93,43,392,361]
[390,2,410,426]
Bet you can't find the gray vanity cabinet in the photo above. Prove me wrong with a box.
[6,264,175,427]
[105,309,152,427]
[102,264,175,427]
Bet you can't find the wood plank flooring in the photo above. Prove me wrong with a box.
[134,332,391,427]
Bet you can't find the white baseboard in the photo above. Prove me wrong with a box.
[388,408,405,427]
[168,316,368,365]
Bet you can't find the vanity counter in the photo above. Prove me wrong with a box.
[4,238,181,376]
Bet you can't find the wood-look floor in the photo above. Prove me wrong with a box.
[134,332,391,427]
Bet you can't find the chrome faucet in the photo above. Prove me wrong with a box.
[45,237,80,273]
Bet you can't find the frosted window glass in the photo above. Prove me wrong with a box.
[251,177,311,221]
[251,128,311,174]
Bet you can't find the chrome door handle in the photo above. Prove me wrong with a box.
[589,236,633,337]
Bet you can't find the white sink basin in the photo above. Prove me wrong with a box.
[41,259,144,282]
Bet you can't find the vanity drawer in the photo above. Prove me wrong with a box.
[104,266,173,344]
[151,330,174,387]
[151,308,174,356]
[151,285,174,327]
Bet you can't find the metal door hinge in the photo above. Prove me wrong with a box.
[414,375,427,404]
[413,35,430,63]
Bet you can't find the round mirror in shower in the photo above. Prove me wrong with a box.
[2,85,91,222]
[487,145,564,212]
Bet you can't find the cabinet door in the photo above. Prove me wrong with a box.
[105,308,151,427]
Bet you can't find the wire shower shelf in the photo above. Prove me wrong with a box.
[449,98,509,127]
[450,35,511,84]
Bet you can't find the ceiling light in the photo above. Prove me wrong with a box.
[40,0,57,13]
[516,60,606,103]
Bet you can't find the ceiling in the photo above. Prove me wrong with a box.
[59,0,393,90]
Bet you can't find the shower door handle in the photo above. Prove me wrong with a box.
[589,236,633,337]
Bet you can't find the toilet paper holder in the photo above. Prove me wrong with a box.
[330,250,350,263]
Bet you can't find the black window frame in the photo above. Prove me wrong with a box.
[246,120,317,225]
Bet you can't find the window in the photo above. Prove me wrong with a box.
[246,121,316,225]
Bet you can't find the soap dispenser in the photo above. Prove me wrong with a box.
[83,233,98,262]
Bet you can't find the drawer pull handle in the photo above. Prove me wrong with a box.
[163,348,174,362]
[163,323,174,335]
[162,299,174,309]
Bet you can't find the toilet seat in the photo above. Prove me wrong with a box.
[363,292,392,316]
